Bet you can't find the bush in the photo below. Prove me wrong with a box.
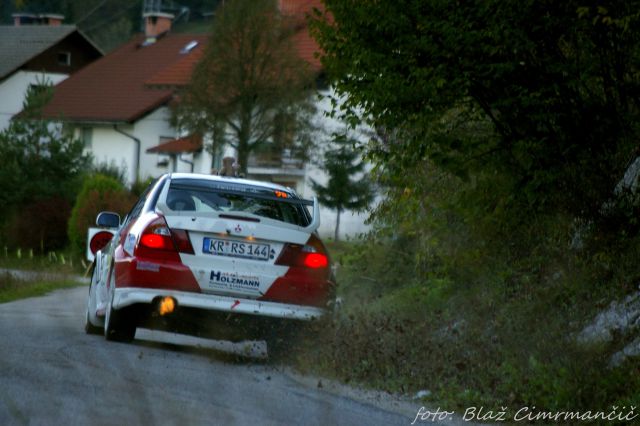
[67,174,136,257]
[91,160,128,186]
[2,197,72,252]
[131,177,156,197]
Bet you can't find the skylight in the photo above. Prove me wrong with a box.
[180,40,198,54]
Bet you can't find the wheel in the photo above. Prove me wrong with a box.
[104,276,136,343]
[85,310,102,335]
[85,266,102,335]
[104,299,136,342]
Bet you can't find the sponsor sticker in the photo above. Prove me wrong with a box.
[137,261,160,272]
[209,270,261,293]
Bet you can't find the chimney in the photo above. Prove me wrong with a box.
[12,13,64,26]
[13,13,35,26]
[143,12,174,39]
[42,14,64,26]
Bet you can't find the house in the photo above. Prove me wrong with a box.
[0,13,102,130]
[41,13,210,185]
[40,2,371,239]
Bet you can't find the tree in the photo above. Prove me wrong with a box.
[174,0,316,174]
[311,0,640,223]
[67,174,136,256]
[0,78,91,249]
[310,133,375,241]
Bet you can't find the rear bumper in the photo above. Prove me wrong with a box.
[112,287,327,321]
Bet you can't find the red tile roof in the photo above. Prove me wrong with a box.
[146,42,205,86]
[42,33,207,123]
[146,134,202,154]
[281,0,324,73]
[279,0,323,17]
[292,27,322,73]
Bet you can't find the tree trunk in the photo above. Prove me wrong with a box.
[334,208,341,242]
[237,103,253,175]
[237,138,249,176]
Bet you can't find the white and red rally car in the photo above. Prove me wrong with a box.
[85,173,336,351]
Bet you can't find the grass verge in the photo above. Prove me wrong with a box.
[0,271,83,304]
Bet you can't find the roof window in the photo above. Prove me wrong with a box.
[57,51,71,66]
[180,40,198,54]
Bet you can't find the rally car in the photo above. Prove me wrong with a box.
[85,173,335,352]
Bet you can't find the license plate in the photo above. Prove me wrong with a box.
[202,237,270,261]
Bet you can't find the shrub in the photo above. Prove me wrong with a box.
[91,160,128,186]
[68,174,136,257]
[130,177,156,197]
[2,197,72,252]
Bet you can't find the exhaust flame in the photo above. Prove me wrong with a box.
[159,297,175,316]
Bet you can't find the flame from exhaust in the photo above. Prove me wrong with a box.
[159,297,175,316]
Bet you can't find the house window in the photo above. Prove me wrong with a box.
[57,51,71,66]
[81,128,92,149]
[157,155,170,167]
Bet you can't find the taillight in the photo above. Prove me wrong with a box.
[276,234,330,269]
[263,234,332,306]
[139,220,173,251]
[303,253,328,269]
[135,216,194,259]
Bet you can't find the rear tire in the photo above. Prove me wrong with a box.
[85,266,102,335]
[104,281,136,343]
[85,310,102,335]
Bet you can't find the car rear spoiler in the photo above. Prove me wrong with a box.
[307,196,320,233]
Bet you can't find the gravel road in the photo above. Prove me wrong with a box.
[0,285,427,426]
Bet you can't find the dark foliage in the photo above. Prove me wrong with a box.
[312,0,640,222]
[3,197,71,251]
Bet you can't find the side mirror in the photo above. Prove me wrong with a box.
[96,211,120,228]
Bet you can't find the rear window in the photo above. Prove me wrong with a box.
[165,179,310,227]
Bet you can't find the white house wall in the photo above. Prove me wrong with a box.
[303,87,374,240]
[0,71,68,130]
[134,108,212,178]
[81,106,213,185]
[133,107,179,179]
[86,125,139,184]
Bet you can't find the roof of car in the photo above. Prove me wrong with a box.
[168,173,299,196]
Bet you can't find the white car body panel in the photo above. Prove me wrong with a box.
[112,287,325,320]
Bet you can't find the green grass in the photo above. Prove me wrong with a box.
[0,275,83,304]
[0,249,87,274]
[0,253,86,303]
